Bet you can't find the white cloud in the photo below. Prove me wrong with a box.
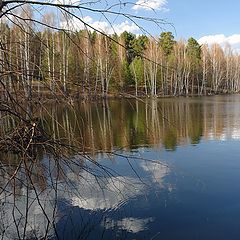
[104,217,154,233]
[0,187,56,240]
[60,16,139,34]
[198,34,240,52]
[71,175,144,211]
[113,21,139,34]
[140,161,170,188]
[132,0,168,11]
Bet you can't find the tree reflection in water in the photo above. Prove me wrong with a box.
[1,96,240,239]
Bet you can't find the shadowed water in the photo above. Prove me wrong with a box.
[1,95,240,239]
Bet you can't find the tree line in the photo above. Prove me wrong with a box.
[1,16,240,100]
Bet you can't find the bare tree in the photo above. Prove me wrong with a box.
[0,1,170,239]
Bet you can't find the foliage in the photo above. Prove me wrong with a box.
[186,37,201,60]
[159,31,176,56]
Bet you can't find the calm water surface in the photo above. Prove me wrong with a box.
[1,95,240,240]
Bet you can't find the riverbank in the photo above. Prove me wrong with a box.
[2,88,238,104]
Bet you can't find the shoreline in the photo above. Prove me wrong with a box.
[6,91,238,104]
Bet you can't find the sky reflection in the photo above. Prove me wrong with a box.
[1,95,240,239]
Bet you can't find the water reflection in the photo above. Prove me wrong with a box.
[1,95,240,239]
[104,217,154,234]
[1,96,240,153]
[0,150,171,239]
[40,95,240,152]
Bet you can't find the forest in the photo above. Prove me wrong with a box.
[2,2,240,240]
[1,9,240,100]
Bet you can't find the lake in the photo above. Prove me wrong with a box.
[1,95,240,240]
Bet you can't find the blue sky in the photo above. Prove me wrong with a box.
[164,1,240,40]
[130,0,240,50]
[48,0,240,49]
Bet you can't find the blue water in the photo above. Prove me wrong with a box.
[52,140,240,240]
[2,95,240,240]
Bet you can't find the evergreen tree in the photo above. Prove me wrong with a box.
[186,37,201,61]
[159,32,176,56]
